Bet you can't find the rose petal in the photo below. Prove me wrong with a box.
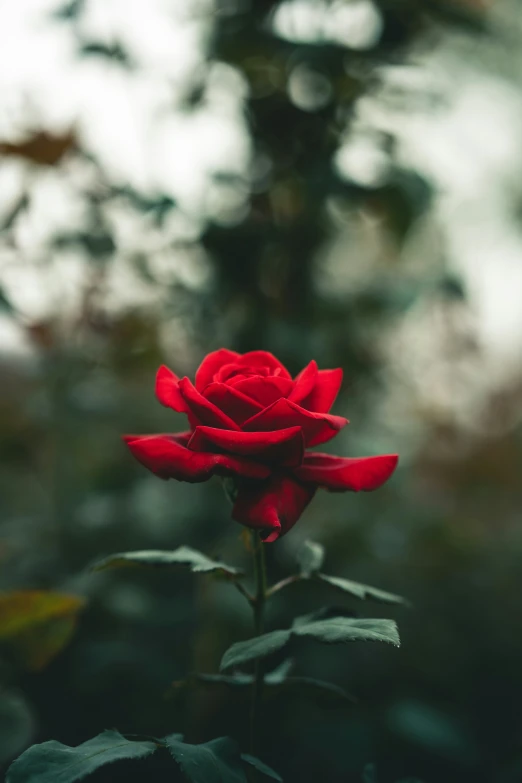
[288,361,318,404]
[189,425,304,467]
[232,376,294,407]
[214,363,253,384]
[178,377,240,430]
[155,365,188,413]
[125,431,192,447]
[195,348,240,391]
[295,452,398,491]
[202,382,263,425]
[242,398,348,447]
[232,474,316,542]
[123,433,269,482]
[299,367,343,413]
[234,351,292,380]
[298,369,342,413]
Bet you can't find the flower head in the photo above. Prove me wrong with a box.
[124,349,398,542]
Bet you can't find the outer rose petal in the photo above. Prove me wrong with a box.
[189,425,304,467]
[288,361,318,404]
[203,382,263,425]
[234,351,292,380]
[123,434,269,482]
[155,365,188,412]
[295,452,398,491]
[242,397,348,447]
[299,368,343,413]
[232,375,294,407]
[178,377,240,430]
[195,348,240,391]
[127,431,192,447]
[232,474,316,542]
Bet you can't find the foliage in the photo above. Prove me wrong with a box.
[91,546,242,579]
[5,731,157,783]
[315,574,407,606]
[191,659,356,706]
[279,540,408,605]
[6,533,402,781]
[220,617,400,670]
[6,731,281,783]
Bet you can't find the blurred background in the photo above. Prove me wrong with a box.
[2,0,522,781]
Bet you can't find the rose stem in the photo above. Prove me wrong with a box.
[249,530,267,757]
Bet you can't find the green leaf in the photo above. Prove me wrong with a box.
[276,676,356,706]
[193,661,355,706]
[297,540,324,577]
[191,659,293,690]
[290,548,408,605]
[194,672,253,689]
[241,754,283,781]
[294,617,400,646]
[6,730,157,783]
[317,574,407,606]
[220,630,291,671]
[91,546,242,579]
[220,617,399,670]
[164,734,246,783]
[263,659,294,682]
[292,606,354,628]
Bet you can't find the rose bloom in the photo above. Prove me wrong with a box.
[124,350,398,542]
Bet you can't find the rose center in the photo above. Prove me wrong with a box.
[215,363,277,385]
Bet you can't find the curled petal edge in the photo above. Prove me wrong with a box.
[123,434,269,482]
[202,381,263,425]
[195,348,241,392]
[243,397,348,447]
[178,377,241,430]
[299,367,343,413]
[295,452,398,492]
[189,425,305,467]
[233,350,292,380]
[155,365,188,413]
[288,360,318,404]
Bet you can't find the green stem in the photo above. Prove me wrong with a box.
[234,580,255,604]
[266,573,302,598]
[249,531,266,756]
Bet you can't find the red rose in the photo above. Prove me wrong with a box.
[124,349,398,542]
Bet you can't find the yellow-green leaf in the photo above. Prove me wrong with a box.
[0,591,86,671]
